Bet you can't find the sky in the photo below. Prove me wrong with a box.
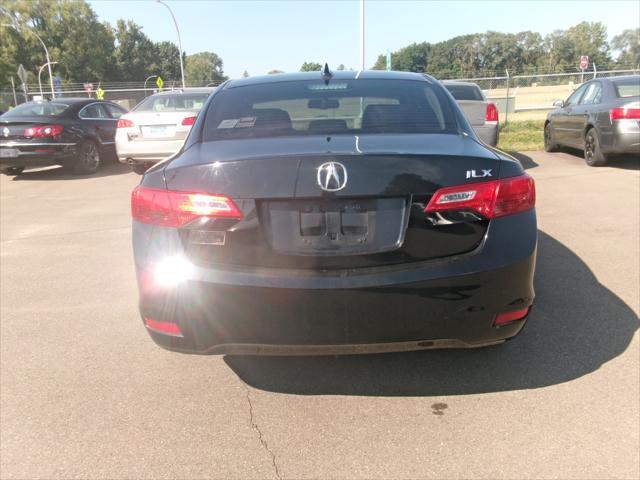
[89,0,640,79]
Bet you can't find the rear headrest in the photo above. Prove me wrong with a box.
[362,104,439,132]
[251,108,292,129]
[308,119,348,133]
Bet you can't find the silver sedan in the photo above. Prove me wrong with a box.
[116,88,215,174]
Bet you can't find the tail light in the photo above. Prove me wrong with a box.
[181,116,197,126]
[494,307,530,326]
[610,107,640,121]
[131,186,243,227]
[23,124,64,138]
[143,317,183,337]
[424,174,535,219]
[485,103,499,124]
[117,118,135,128]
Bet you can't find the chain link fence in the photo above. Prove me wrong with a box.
[1,67,639,117]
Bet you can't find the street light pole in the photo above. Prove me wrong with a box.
[38,61,58,98]
[156,0,186,89]
[30,28,56,99]
[144,75,158,97]
[1,22,56,98]
[359,0,365,70]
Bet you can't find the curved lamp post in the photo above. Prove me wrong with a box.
[144,75,158,97]
[156,0,186,89]
[38,61,58,98]
[1,22,56,98]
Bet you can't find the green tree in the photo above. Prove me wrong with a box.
[242,70,249,77]
[0,0,116,87]
[155,41,183,82]
[268,69,284,74]
[337,64,345,71]
[373,42,430,72]
[185,52,227,85]
[299,62,322,72]
[114,19,158,81]
[612,29,640,66]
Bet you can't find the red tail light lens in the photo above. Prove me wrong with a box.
[117,118,135,128]
[23,124,64,138]
[181,116,197,126]
[131,186,243,227]
[485,103,499,123]
[143,317,183,337]
[610,107,640,121]
[424,174,535,219]
[494,307,530,326]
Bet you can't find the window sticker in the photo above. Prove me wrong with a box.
[236,116,257,128]
[218,119,239,129]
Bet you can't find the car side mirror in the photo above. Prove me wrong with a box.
[553,99,564,108]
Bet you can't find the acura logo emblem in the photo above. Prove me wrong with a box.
[317,162,347,192]
[2,127,9,138]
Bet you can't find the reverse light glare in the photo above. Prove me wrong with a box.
[183,194,235,215]
[153,256,194,288]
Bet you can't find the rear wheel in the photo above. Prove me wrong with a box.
[132,163,149,175]
[74,140,101,174]
[1,166,25,176]
[584,128,607,167]
[543,123,558,152]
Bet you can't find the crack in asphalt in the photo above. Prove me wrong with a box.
[245,387,282,480]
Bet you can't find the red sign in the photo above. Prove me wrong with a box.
[580,56,589,70]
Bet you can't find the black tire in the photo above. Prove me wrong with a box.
[73,140,101,174]
[1,166,25,176]
[132,163,148,175]
[544,122,559,152]
[584,128,607,167]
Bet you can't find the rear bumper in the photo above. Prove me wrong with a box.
[609,131,640,154]
[115,134,183,164]
[0,142,78,169]
[473,124,499,147]
[134,210,537,355]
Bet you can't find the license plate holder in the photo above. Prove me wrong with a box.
[0,148,19,158]
[142,126,174,138]
[263,198,409,256]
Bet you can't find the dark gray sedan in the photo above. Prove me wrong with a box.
[544,75,640,166]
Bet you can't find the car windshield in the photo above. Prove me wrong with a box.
[134,93,210,112]
[202,79,458,141]
[614,79,640,98]
[444,84,484,101]
[2,102,70,117]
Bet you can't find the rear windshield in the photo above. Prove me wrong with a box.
[135,93,210,112]
[202,79,458,141]
[614,79,640,98]
[2,102,70,117]
[444,84,484,101]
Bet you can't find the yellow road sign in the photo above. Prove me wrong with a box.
[156,76,164,90]
[96,87,105,100]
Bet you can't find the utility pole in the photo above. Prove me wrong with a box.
[156,0,186,89]
[359,0,365,70]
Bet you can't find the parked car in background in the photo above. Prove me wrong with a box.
[545,75,640,166]
[442,80,499,146]
[116,88,215,174]
[131,70,536,355]
[0,98,127,175]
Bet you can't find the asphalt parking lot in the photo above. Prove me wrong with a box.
[1,151,638,479]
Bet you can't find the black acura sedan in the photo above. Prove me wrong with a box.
[132,70,537,355]
[0,98,127,175]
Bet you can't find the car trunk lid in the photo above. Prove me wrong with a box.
[164,134,501,270]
